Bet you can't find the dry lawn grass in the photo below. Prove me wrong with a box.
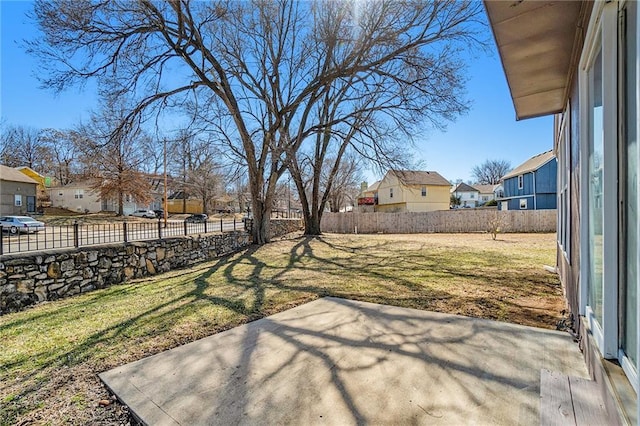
[0,232,564,425]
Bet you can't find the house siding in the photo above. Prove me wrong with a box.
[49,186,103,213]
[557,73,582,329]
[452,190,480,208]
[376,173,450,212]
[500,160,557,210]
[550,2,637,423]
[0,180,37,215]
[535,160,558,194]
[488,0,640,422]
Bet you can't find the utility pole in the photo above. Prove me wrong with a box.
[163,137,168,227]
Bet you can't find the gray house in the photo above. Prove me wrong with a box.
[486,0,639,423]
[0,165,38,215]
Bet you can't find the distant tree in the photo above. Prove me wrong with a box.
[186,144,225,215]
[0,124,50,170]
[38,128,82,185]
[471,159,511,185]
[450,193,461,207]
[325,156,362,213]
[75,98,152,215]
[138,136,165,176]
[167,130,226,215]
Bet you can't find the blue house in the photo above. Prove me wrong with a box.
[498,150,556,210]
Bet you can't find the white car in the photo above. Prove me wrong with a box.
[130,209,157,219]
[0,216,45,234]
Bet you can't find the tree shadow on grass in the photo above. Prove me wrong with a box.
[2,235,561,426]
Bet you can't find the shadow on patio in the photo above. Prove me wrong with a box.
[100,297,588,425]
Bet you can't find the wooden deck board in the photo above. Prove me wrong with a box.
[541,368,576,425]
[569,377,612,426]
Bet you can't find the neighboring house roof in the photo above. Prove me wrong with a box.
[50,180,100,190]
[0,165,39,184]
[390,170,450,186]
[215,194,234,203]
[452,182,478,193]
[473,184,498,194]
[168,191,189,200]
[502,150,555,180]
[16,166,44,179]
[365,181,381,192]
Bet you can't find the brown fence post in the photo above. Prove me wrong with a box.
[123,222,128,243]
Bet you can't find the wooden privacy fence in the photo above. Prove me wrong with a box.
[321,209,557,234]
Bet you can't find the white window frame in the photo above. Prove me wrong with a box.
[389,188,393,199]
[557,105,571,261]
[579,0,619,359]
[421,186,426,197]
[14,194,22,206]
[74,189,84,199]
[631,0,640,412]
[517,175,523,189]
[618,0,640,395]
[519,199,527,210]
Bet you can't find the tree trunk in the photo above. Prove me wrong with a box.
[118,191,124,216]
[304,212,322,235]
[251,200,271,245]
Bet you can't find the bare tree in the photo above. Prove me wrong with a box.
[471,159,511,185]
[30,0,483,243]
[288,1,479,234]
[138,136,165,176]
[0,124,50,170]
[38,128,82,185]
[325,155,361,213]
[75,99,152,215]
[185,142,225,215]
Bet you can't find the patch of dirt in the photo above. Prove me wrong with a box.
[2,365,134,426]
[42,207,80,216]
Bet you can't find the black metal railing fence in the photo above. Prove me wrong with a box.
[0,218,245,255]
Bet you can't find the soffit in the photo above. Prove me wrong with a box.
[484,1,585,120]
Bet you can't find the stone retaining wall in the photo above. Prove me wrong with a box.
[0,219,302,314]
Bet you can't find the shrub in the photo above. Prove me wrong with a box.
[487,212,502,240]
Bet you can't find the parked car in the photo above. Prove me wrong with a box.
[185,213,208,223]
[0,216,45,234]
[215,207,234,214]
[130,209,156,219]
[153,209,165,219]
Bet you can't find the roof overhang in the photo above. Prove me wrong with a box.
[484,1,589,120]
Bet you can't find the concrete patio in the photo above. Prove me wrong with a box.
[100,297,588,425]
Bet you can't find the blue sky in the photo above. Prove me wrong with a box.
[1,1,553,184]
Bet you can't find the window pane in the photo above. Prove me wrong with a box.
[588,39,604,324]
[623,0,637,367]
